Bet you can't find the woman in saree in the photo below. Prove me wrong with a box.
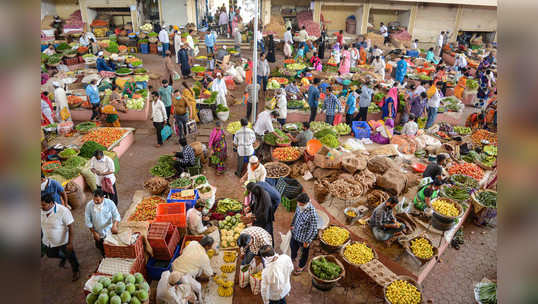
[358,46,367,65]
[380,85,399,120]
[426,47,440,64]
[370,118,394,145]
[395,56,408,83]
[338,45,351,75]
[310,52,322,71]
[208,121,227,174]
[182,81,199,122]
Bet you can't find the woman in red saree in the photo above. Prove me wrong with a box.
[209,121,227,174]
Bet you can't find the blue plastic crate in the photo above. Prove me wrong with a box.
[139,43,149,54]
[146,244,180,281]
[135,81,148,90]
[352,121,371,139]
[167,189,199,210]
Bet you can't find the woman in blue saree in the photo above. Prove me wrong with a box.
[380,86,399,120]
[395,56,408,83]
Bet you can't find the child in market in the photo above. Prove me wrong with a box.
[207,54,215,71]
[295,44,306,62]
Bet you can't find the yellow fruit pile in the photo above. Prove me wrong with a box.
[343,242,375,265]
[218,286,233,297]
[432,199,459,217]
[321,226,350,246]
[214,274,234,288]
[252,271,262,280]
[385,280,421,304]
[223,251,237,263]
[410,238,434,260]
[207,249,216,259]
[346,210,357,217]
[221,264,236,273]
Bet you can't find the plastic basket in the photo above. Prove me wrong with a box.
[146,244,181,281]
[156,202,187,228]
[166,189,199,210]
[148,222,180,260]
[103,233,143,259]
[180,235,204,253]
[275,177,303,199]
[148,222,173,247]
[139,43,149,54]
[352,121,371,139]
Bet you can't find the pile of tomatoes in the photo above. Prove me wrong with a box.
[129,196,165,222]
[448,163,484,181]
[272,147,301,162]
[82,127,128,147]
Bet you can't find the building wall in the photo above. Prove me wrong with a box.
[41,0,57,20]
[53,0,80,19]
[413,3,459,44]
[160,0,189,27]
[369,8,399,27]
[459,6,496,31]
[321,5,359,31]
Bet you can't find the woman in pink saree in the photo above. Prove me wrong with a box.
[209,121,227,174]
[338,45,351,75]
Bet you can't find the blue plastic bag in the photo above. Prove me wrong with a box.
[161,125,172,142]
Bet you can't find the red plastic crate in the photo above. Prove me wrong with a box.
[180,235,203,253]
[155,202,186,228]
[148,222,180,260]
[103,233,143,259]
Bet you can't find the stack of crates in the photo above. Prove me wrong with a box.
[148,222,180,260]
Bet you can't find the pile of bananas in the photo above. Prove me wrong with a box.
[321,226,350,246]
[223,251,237,263]
[432,199,459,217]
[221,263,236,273]
[385,279,421,304]
[343,242,375,265]
[214,274,234,288]
[252,271,262,280]
[217,286,234,297]
[410,238,434,259]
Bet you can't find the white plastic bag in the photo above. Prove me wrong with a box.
[279,230,292,256]
[193,46,200,56]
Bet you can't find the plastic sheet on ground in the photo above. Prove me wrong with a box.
[201,249,234,304]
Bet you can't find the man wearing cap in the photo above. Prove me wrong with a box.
[211,72,228,107]
[253,109,282,140]
[275,88,288,126]
[96,52,115,72]
[156,270,200,303]
[159,25,170,57]
[240,156,267,184]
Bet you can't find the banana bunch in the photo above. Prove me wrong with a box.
[220,263,236,273]
[214,274,234,288]
[218,286,234,297]
[410,238,434,259]
[223,251,237,263]
[385,280,421,304]
[252,271,262,280]
[207,249,216,259]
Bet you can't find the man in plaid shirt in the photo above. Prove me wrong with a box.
[290,193,318,274]
[174,138,196,174]
[237,226,272,265]
[322,86,342,125]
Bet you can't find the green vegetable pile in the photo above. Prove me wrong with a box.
[335,123,351,135]
[477,282,496,304]
[216,104,229,113]
[79,141,107,158]
[41,53,49,63]
[216,198,242,213]
[47,54,63,65]
[484,145,497,156]
[55,42,70,51]
[311,257,342,281]
[287,63,306,70]
[287,100,304,109]
[418,74,431,81]
[264,129,290,145]
[218,214,242,229]
[450,174,479,189]
[476,191,496,208]
[466,79,479,90]
[282,122,303,132]
[134,68,147,74]
[437,106,446,113]
[116,67,132,74]
[53,166,81,179]
[45,123,57,129]
[310,121,332,133]
[169,177,192,188]
[373,93,385,102]
[368,103,381,113]
[86,272,149,304]
[203,91,218,104]
[441,185,470,201]
[417,117,427,129]
[462,150,496,167]
[454,126,471,135]
[415,150,426,158]
[58,148,78,159]
[194,176,207,185]
[150,155,177,178]
[76,122,97,133]
[148,32,158,37]
[320,134,340,148]
[191,66,206,73]
[105,41,119,53]
[64,156,88,168]
[314,128,338,140]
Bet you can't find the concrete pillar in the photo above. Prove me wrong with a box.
[408,3,417,36]
[187,0,196,24]
[262,0,271,25]
[313,1,322,24]
[79,0,88,31]
[360,3,370,34]
[158,0,163,25]
[453,5,463,42]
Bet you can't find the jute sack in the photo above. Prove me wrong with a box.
[65,181,85,209]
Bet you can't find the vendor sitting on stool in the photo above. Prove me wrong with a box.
[174,138,196,174]
[186,200,216,235]
[414,177,442,211]
[369,196,405,243]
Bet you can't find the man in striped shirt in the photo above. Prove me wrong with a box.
[237,226,272,265]
[322,86,342,125]
[290,193,318,274]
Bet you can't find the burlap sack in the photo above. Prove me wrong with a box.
[64,181,85,210]
[376,169,408,196]
[143,176,169,195]
[190,141,206,164]
[367,156,395,174]
[313,154,342,169]
[341,155,367,174]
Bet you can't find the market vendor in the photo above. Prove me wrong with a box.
[414,178,442,211]
[53,81,71,123]
[96,51,116,72]
[288,121,313,147]
[173,138,196,174]
[79,31,96,47]
[211,72,228,107]
[90,150,118,205]
[368,196,405,242]
[275,88,288,126]
[84,189,121,256]
[186,200,216,235]
[101,104,120,127]
[465,112,486,130]
[171,236,216,282]
[42,44,56,56]
[237,226,273,265]
[285,79,303,99]
[41,172,68,207]
[423,154,449,180]
[253,109,284,141]
[245,183,275,243]
[156,271,199,304]
[240,156,267,184]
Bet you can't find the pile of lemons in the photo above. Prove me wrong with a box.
[321,226,350,246]
[385,279,421,304]
[410,238,434,260]
[343,242,375,265]
[432,199,459,217]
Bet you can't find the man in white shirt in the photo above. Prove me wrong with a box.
[283,27,293,45]
[187,200,216,235]
[219,10,229,36]
[79,31,96,47]
[297,26,308,50]
[259,245,293,304]
[380,22,389,45]
[253,109,279,137]
[156,271,198,304]
[425,83,441,129]
[257,29,265,53]
[411,39,418,50]
[90,150,117,204]
[211,73,228,107]
[151,91,168,147]
[172,236,215,280]
[41,193,80,281]
[454,53,467,71]
[159,26,170,57]
[372,56,386,80]
[257,53,270,92]
[186,29,195,57]
[234,118,256,176]
[276,88,287,126]
[401,113,418,136]
[436,31,444,56]
[43,44,56,55]
[85,189,121,256]
[240,156,267,184]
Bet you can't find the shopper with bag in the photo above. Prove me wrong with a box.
[151,91,167,147]
[237,226,272,265]
[290,193,318,275]
[245,183,274,243]
[53,81,71,123]
[259,245,294,304]
[159,79,173,126]
[84,189,121,256]
[90,150,118,204]
[323,86,342,125]
[173,89,189,140]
